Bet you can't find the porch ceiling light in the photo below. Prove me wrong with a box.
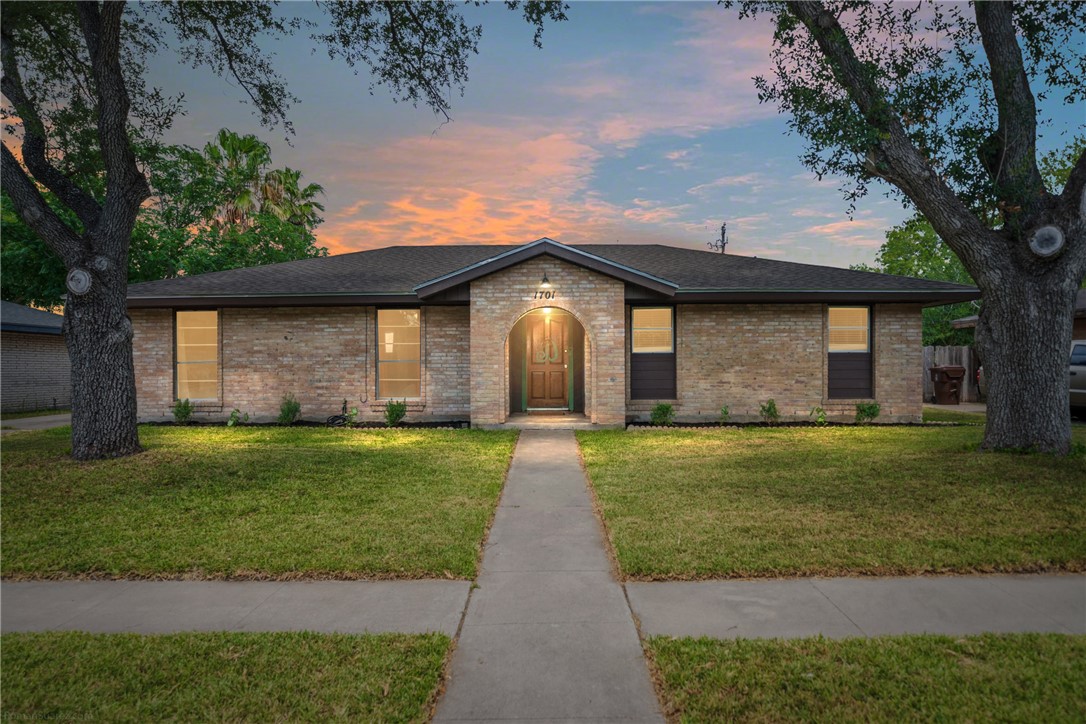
[540,272,551,288]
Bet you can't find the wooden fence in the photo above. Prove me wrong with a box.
[922,345,980,403]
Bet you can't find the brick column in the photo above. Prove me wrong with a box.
[469,257,626,425]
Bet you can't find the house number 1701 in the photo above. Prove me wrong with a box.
[533,290,557,300]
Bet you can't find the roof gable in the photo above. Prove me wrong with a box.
[412,238,678,298]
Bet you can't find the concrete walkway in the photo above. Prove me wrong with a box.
[628,574,1085,639]
[435,430,662,723]
[1,580,469,635]
[0,412,71,434]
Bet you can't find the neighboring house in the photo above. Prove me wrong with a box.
[951,289,1086,340]
[126,237,977,425]
[0,300,71,413]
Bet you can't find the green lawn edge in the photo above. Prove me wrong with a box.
[646,633,1086,722]
[2,426,518,580]
[2,631,450,723]
[577,426,1086,580]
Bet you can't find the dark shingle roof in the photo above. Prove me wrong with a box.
[127,240,976,303]
[1,300,64,335]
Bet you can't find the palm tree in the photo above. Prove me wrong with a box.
[261,167,325,228]
[199,129,271,229]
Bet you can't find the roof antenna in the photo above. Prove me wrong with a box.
[706,222,728,254]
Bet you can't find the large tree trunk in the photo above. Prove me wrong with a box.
[975,274,1079,455]
[64,258,141,460]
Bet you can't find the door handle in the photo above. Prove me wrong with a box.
[1072,371,1078,376]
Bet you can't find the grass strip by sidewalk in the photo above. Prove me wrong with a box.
[578,426,1086,579]
[2,631,448,722]
[647,633,1086,722]
[2,426,517,579]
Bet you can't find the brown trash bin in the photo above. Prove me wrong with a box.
[930,365,967,404]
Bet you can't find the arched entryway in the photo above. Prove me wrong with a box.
[507,308,586,414]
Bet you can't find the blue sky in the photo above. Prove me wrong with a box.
[148,1,1084,268]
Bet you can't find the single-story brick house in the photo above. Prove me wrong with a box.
[1,300,71,413]
[126,238,977,425]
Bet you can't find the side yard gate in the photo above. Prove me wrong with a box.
[922,345,981,403]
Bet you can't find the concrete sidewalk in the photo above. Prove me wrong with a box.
[1,580,469,635]
[1,413,71,434]
[434,430,662,723]
[628,574,1085,639]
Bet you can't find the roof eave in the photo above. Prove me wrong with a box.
[126,292,418,309]
[673,288,981,305]
[0,323,64,335]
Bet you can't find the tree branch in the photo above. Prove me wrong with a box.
[1,27,102,229]
[77,0,150,242]
[973,2,1043,207]
[382,1,451,121]
[188,3,291,129]
[31,13,96,104]
[1,143,85,267]
[786,0,995,277]
[1062,147,1086,214]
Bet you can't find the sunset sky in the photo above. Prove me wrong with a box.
[148,1,1083,268]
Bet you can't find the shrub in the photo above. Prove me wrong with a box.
[227,408,249,427]
[384,399,408,427]
[855,402,881,424]
[340,399,359,426]
[650,403,675,427]
[810,406,827,426]
[759,399,780,425]
[278,394,301,425]
[172,398,194,424]
[719,405,730,425]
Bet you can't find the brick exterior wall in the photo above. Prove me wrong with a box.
[422,306,471,418]
[626,302,923,423]
[469,257,626,425]
[870,304,924,420]
[131,306,470,422]
[131,309,174,419]
[130,266,923,425]
[0,331,71,413]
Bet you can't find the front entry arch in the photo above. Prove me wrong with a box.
[509,308,585,414]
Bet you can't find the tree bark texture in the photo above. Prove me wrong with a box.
[787,0,1086,454]
[975,270,1079,454]
[1,2,146,460]
[65,257,142,460]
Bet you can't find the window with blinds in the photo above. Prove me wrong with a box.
[175,310,219,401]
[828,306,873,398]
[828,307,870,352]
[377,309,421,399]
[630,307,676,399]
[631,307,674,353]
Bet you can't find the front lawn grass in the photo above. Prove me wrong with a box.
[2,426,517,579]
[648,633,1086,722]
[577,427,1085,578]
[2,631,448,722]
